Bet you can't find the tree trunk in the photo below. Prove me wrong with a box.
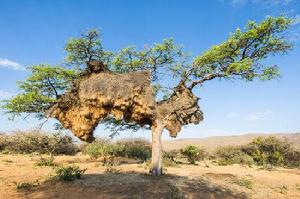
[151,120,164,176]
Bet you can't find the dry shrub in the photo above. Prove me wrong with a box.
[0,131,78,155]
[215,136,300,168]
[0,133,7,151]
[82,138,151,161]
[215,146,254,166]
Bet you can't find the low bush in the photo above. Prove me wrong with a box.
[53,165,86,181]
[14,181,39,190]
[215,136,300,168]
[0,131,78,155]
[0,133,7,151]
[242,136,299,167]
[116,139,151,161]
[81,138,111,159]
[215,146,254,166]
[180,145,206,164]
[35,157,57,167]
[82,138,151,161]
[163,149,180,167]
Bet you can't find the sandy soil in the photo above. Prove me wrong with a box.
[0,154,299,199]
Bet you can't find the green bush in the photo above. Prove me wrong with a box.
[35,157,57,167]
[180,145,205,164]
[81,139,111,159]
[215,136,300,168]
[53,165,86,181]
[215,146,254,166]
[14,181,39,190]
[243,136,295,167]
[116,139,151,161]
[82,138,151,161]
[0,131,78,155]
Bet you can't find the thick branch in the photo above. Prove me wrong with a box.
[188,73,224,89]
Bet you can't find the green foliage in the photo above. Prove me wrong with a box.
[0,131,78,155]
[215,136,300,168]
[180,145,205,164]
[215,146,254,166]
[104,159,121,174]
[190,16,292,88]
[82,138,151,161]
[1,64,78,119]
[53,165,86,181]
[14,181,39,190]
[35,157,57,167]
[81,138,111,159]
[115,139,151,161]
[0,16,294,136]
[243,136,295,167]
[65,29,113,67]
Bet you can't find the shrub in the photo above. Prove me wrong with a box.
[116,139,151,161]
[35,157,57,167]
[53,165,86,181]
[243,136,296,167]
[180,145,205,164]
[0,131,78,155]
[162,150,180,167]
[14,181,39,190]
[82,138,151,161]
[283,150,300,168]
[215,146,254,166]
[0,133,7,151]
[82,139,111,159]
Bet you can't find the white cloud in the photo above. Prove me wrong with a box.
[244,111,273,121]
[0,58,24,71]
[0,90,14,99]
[226,112,238,118]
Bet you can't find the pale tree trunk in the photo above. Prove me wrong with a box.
[151,120,164,176]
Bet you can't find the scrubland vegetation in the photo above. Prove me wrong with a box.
[1,131,299,169]
[1,131,300,198]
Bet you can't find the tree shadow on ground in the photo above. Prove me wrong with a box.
[17,172,248,199]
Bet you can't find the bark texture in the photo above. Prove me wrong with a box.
[47,61,203,142]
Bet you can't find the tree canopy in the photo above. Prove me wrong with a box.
[1,16,293,124]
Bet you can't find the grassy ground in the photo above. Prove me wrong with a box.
[0,154,299,199]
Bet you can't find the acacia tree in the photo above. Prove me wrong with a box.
[2,16,293,176]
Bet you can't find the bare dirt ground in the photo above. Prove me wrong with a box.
[0,154,299,199]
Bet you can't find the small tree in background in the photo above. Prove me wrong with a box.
[180,145,205,164]
[2,16,294,176]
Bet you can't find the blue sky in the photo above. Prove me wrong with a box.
[0,0,299,140]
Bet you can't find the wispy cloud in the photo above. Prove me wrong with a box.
[226,112,238,118]
[244,111,273,121]
[0,90,14,99]
[0,58,24,71]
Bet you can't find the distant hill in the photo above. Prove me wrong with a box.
[162,133,300,152]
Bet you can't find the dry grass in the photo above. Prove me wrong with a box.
[0,154,300,199]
